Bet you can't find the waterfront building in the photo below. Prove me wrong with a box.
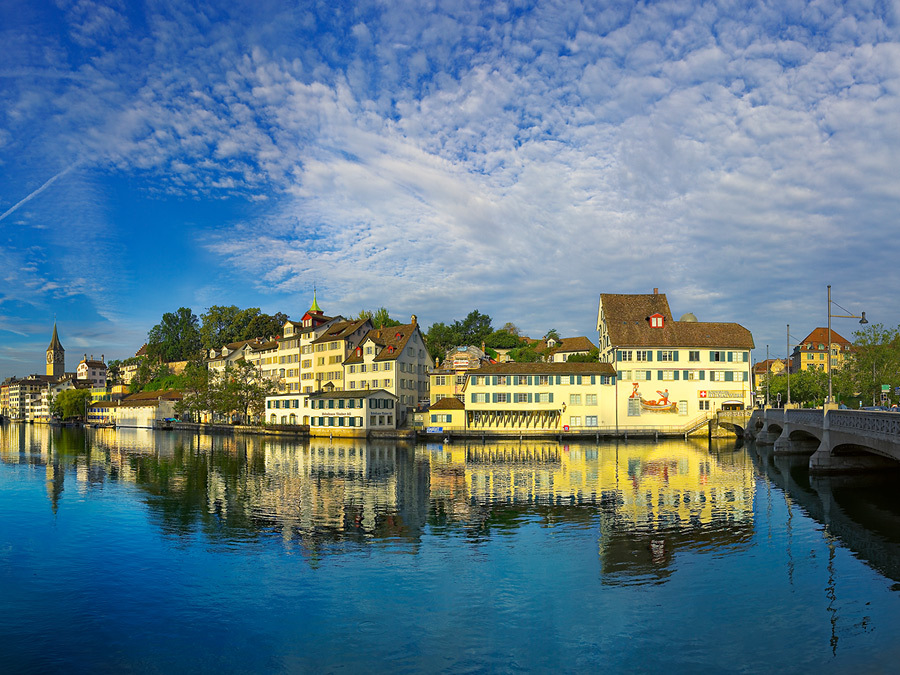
[791,327,852,374]
[430,345,491,405]
[119,344,147,385]
[458,362,617,433]
[343,317,434,424]
[309,318,373,391]
[597,290,755,422]
[305,389,398,437]
[6,377,49,421]
[89,391,182,428]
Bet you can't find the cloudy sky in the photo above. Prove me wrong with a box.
[2,0,899,378]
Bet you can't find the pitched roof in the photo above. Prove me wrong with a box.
[343,322,421,364]
[540,336,596,354]
[430,397,465,410]
[468,362,617,376]
[310,318,371,344]
[123,391,183,402]
[798,327,852,348]
[307,388,396,400]
[600,292,754,349]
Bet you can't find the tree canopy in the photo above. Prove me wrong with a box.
[357,307,402,329]
[425,310,494,361]
[147,307,202,362]
[51,389,93,420]
[199,305,288,350]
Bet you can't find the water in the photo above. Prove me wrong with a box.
[2,425,900,673]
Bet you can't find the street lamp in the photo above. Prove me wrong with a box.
[786,324,804,407]
[827,284,868,405]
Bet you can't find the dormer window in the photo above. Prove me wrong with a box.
[649,313,665,328]
[395,332,402,339]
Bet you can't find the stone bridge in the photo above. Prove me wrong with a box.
[747,408,900,474]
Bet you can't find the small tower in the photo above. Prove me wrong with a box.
[46,322,65,379]
[309,287,323,315]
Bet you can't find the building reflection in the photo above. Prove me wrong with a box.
[426,438,756,583]
[1,425,755,579]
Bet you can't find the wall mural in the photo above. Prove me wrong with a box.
[630,382,678,413]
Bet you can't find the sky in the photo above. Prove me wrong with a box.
[2,0,899,379]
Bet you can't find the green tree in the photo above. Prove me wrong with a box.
[847,324,900,406]
[484,329,523,350]
[210,359,276,424]
[544,328,561,342]
[358,307,401,329]
[567,348,600,363]
[147,307,202,362]
[425,310,494,361]
[508,343,542,363]
[52,389,93,420]
[199,306,288,349]
[176,359,212,422]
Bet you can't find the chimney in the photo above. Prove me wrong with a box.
[411,314,417,325]
[653,288,658,295]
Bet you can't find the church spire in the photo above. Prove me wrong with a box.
[309,287,322,314]
[47,321,64,352]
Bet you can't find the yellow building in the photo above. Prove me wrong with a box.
[430,345,490,405]
[597,291,754,425]
[792,327,852,374]
[458,362,617,433]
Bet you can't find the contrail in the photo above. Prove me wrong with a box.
[0,163,78,223]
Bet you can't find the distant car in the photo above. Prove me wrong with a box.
[861,406,891,411]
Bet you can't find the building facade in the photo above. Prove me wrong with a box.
[792,327,852,374]
[597,291,755,422]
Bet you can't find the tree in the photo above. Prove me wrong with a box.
[210,359,276,424]
[425,321,458,362]
[544,328,561,342]
[508,343,542,363]
[358,307,401,329]
[484,329,523,350]
[51,389,93,420]
[176,359,212,423]
[199,306,288,349]
[501,322,520,336]
[847,324,900,406]
[147,307,202,362]
[567,348,600,363]
[425,310,494,361]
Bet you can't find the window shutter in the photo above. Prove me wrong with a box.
[648,351,653,361]
[549,393,554,403]
[431,414,436,423]
[727,352,733,362]
[528,393,533,403]
[492,393,498,403]
[725,371,734,381]
[674,371,679,380]
[646,370,651,380]
[657,351,662,361]
[471,393,476,403]
[709,351,715,361]
[591,375,596,385]
[658,370,663,380]
[577,375,582,385]
[743,352,749,362]
[674,351,679,362]
[617,351,622,361]
[556,376,561,385]
[700,371,705,380]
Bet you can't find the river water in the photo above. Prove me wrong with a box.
[2,424,900,673]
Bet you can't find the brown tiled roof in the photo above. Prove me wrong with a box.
[311,318,371,344]
[798,327,851,348]
[343,323,421,364]
[430,397,465,410]
[79,360,106,369]
[469,362,617,376]
[541,336,596,354]
[600,293,754,349]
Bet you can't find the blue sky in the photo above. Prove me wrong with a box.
[2,0,899,379]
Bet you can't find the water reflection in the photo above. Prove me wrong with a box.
[1,426,762,582]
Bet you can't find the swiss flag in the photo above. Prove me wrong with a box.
[699,390,707,398]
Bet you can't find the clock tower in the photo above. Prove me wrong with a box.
[46,322,65,379]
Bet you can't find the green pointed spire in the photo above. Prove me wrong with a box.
[309,287,322,314]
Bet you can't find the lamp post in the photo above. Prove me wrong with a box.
[786,324,803,407]
[826,284,868,405]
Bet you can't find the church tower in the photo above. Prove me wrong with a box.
[46,322,65,379]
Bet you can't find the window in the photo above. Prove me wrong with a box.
[586,394,597,406]
[569,394,582,405]
[472,393,488,403]
[455,375,466,385]
[685,371,701,380]
[560,376,571,385]
[537,393,551,403]
[712,371,726,382]
[636,350,652,362]
[635,371,650,381]
[807,353,814,360]
[698,400,711,411]
[585,416,598,427]
[660,371,676,381]
[497,375,508,385]
[569,416,581,427]
[496,393,509,403]
[538,375,550,385]
[434,376,446,386]
[618,350,633,361]
[689,351,700,362]
[658,350,676,362]
[710,351,726,362]
[650,315,663,328]
[516,393,528,403]
[618,370,631,380]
